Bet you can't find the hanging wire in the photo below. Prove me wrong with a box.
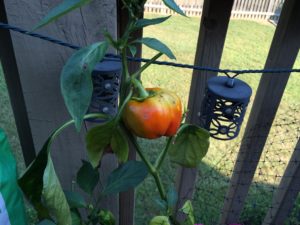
[1,22,300,77]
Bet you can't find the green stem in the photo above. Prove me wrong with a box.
[122,127,181,225]
[155,137,173,170]
[120,19,135,43]
[126,132,166,197]
[46,113,109,150]
[152,172,167,201]
[127,132,155,174]
[115,89,133,122]
[131,78,149,99]
[128,134,182,225]
[120,48,131,104]
[131,52,163,80]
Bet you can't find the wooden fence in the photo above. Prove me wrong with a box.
[145,0,285,20]
[1,0,300,224]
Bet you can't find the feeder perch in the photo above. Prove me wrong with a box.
[88,60,122,122]
[200,76,252,140]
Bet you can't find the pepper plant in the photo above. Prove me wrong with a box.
[18,1,210,225]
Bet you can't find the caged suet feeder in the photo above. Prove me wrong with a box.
[87,60,122,122]
[200,76,252,140]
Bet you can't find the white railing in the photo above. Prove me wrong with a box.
[145,0,284,20]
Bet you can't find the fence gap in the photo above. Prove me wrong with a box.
[219,0,300,223]
[175,0,234,221]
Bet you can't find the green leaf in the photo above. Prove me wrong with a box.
[64,190,87,208]
[168,124,210,168]
[111,126,129,163]
[154,198,167,211]
[37,219,56,225]
[162,0,186,16]
[33,0,92,30]
[86,119,116,167]
[128,44,137,57]
[149,216,170,225]
[43,158,72,225]
[180,200,195,225]
[61,41,108,131]
[102,160,148,195]
[71,209,82,225]
[98,210,116,225]
[18,136,72,224]
[18,140,51,219]
[166,186,178,208]
[134,38,176,60]
[76,160,99,194]
[135,16,171,29]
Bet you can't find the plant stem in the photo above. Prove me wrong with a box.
[152,170,167,201]
[123,128,182,225]
[127,132,155,174]
[120,48,131,104]
[155,137,173,170]
[131,52,163,80]
[46,113,109,150]
[115,89,133,122]
[131,78,149,99]
[126,132,166,198]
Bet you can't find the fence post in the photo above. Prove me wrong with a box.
[0,0,36,166]
[262,138,300,225]
[219,0,300,224]
[175,0,234,221]
[117,1,143,224]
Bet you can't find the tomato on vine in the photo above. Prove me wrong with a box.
[122,87,182,139]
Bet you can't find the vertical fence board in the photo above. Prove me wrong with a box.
[3,0,116,188]
[175,0,234,222]
[219,0,300,224]
[83,0,120,218]
[262,138,300,225]
[0,1,36,166]
[117,1,143,224]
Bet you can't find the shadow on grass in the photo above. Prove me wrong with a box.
[193,162,276,225]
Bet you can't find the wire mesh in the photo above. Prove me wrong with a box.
[191,105,300,225]
[135,105,300,225]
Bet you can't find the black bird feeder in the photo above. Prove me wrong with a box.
[200,76,252,140]
[88,60,122,122]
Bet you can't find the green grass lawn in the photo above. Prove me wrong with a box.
[0,14,299,225]
[0,66,26,172]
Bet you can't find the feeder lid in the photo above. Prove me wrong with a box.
[207,76,252,102]
[93,60,122,73]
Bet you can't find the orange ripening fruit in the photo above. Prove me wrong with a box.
[122,88,182,139]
